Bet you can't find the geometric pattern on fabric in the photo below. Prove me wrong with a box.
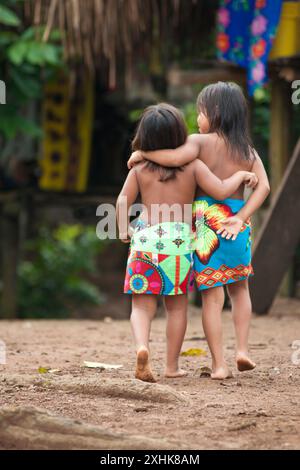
[124,250,193,296]
[159,252,193,295]
[194,263,254,291]
[124,220,194,296]
[130,220,193,256]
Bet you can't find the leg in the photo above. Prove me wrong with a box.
[164,294,188,378]
[227,280,256,371]
[201,286,232,380]
[130,294,157,382]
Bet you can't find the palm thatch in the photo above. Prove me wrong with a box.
[23,0,206,87]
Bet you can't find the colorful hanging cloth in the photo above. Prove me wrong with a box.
[216,0,283,96]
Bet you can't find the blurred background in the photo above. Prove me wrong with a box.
[0,0,299,320]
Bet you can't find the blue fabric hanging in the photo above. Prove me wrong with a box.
[216,0,283,96]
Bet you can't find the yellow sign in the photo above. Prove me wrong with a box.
[39,73,94,192]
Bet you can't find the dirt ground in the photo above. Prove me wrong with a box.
[0,297,300,450]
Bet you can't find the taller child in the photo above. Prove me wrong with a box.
[128,82,270,379]
[118,102,258,382]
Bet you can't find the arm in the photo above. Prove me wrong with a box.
[128,134,202,169]
[193,159,258,201]
[217,154,270,240]
[116,169,139,242]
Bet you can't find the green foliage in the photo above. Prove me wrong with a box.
[18,225,105,318]
[0,4,21,26]
[251,87,270,169]
[0,0,63,146]
[8,37,61,67]
[129,108,143,123]
[182,102,199,134]
[0,104,43,139]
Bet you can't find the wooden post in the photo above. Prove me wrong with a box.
[0,202,19,319]
[269,77,293,296]
[250,138,300,314]
[269,77,292,191]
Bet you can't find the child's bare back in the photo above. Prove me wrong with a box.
[134,160,197,225]
[196,133,254,200]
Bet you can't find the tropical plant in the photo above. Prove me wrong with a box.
[18,224,105,318]
[251,87,270,170]
[182,102,199,134]
[0,0,63,155]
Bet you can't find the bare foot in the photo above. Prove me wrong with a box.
[135,347,157,383]
[236,353,256,372]
[164,368,188,378]
[211,365,233,380]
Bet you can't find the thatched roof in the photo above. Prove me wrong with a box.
[23,0,215,87]
[23,0,182,83]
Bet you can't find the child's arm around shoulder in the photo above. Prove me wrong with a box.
[116,168,139,242]
[193,159,258,201]
[128,134,202,169]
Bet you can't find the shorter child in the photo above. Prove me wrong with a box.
[117,102,258,382]
[127,83,270,379]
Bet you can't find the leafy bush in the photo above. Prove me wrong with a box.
[18,225,105,318]
[0,0,63,147]
[252,87,270,169]
[182,102,199,134]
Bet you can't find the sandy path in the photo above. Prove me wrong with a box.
[0,297,300,450]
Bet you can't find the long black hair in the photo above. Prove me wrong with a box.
[132,103,187,181]
[197,82,255,161]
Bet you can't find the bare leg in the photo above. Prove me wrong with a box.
[164,295,188,378]
[201,286,232,380]
[130,294,157,382]
[227,280,256,371]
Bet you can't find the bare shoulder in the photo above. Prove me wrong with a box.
[132,161,147,174]
[187,133,210,146]
[186,133,202,144]
[250,149,264,169]
[204,132,221,145]
[185,133,212,160]
[197,132,218,150]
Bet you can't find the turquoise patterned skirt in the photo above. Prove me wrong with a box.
[192,196,253,291]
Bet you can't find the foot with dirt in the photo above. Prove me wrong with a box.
[236,353,256,372]
[135,347,157,383]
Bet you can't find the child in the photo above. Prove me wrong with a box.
[117,102,258,383]
[128,82,270,380]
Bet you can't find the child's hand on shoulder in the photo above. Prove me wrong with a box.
[127,150,145,169]
[242,171,258,189]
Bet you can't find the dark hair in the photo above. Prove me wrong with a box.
[197,82,255,162]
[132,103,187,181]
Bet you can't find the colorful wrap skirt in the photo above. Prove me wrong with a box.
[124,220,194,295]
[192,196,253,291]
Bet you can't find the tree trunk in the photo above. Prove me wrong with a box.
[0,406,181,450]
